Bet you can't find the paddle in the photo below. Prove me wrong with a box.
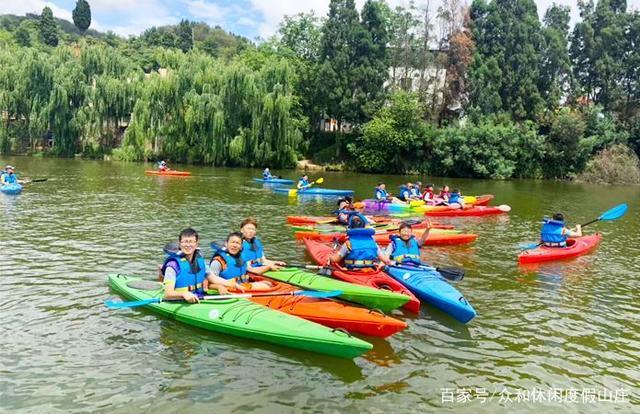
[104,289,343,309]
[520,203,628,250]
[388,263,465,282]
[288,177,324,196]
[286,262,465,282]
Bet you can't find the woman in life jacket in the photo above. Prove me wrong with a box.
[384,222,432,265]
[422,183,436,204]
[328,216,392,268]
[239,217,286,274]
[447,189,465,209]
[540,213,582,248]
[439,185,450,202]
[160,228,238,303]
[209,232,273,292]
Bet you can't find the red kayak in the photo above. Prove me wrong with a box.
[295,230,477,246]
[518,234,602,264]
[145,170,192,176]
[425,205,509,217]
[303,239,421,312]
[472,194,494,206]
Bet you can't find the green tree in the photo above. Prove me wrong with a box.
[467,0,545,121]
[39,7,59,47]
[72,0,92,34]
[176,19,193,53]
[540,4,571,110]
[14,22,31,47]
[278,12,322,61]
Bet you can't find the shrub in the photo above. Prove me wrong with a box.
[577,144,640,185]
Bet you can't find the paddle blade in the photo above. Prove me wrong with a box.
[436,267,465,282]
[497,204,512,212]
[288,189,298,197]
[104,298,161,309]
[599,203,628,221]
[315,177,325,184]
[519,242,541,250]
[293,289,342,298]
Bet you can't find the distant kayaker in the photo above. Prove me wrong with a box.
[327,216,392,267]
[297,174,312,190]
[540,213,582,248]
[209,232,274,292]
[422,184,435,203]
[160,228,238,303]
[385,222,432,265]
[1,165,18,185]
[447,189,465,209]
[410,182,422,200]
[158,160,168,172]
[239,217,286,273]
[375,183,402,203]
[439,185,450,201]
[263,168,273,180]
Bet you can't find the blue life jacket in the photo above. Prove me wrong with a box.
[540,218,567,246]
[161,251,206,293]
[375,188,389,201]
[410,187,420,197]
[398,186,410,201]
[241,238,264,266]
[344,228,379,268]
[263,170,272,179]
[211,248,247,280]
[298,178,309,189]
[448,193,462,204]
[389,235,421,264]
[2,172,17,184]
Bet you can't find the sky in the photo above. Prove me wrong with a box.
[1,0,639,40]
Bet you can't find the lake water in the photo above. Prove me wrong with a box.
[1,156,639,412]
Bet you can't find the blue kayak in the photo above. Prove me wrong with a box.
[273,187,354,196]
[1,183,22,195]
[252,177,295,185]
[384,264,476,323]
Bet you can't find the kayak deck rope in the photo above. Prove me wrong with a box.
[264,295,307,310]
[219,301,272,324]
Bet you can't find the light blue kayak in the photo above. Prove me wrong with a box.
[1,183,22,195]
[252,177,295,185]
[384,264,476,323]
[273,187,354,196]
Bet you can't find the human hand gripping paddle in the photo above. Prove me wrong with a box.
[288,177,324,197]
[519,203,628,251]
[104,289,343,309]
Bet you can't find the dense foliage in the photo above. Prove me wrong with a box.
[0,0,639,182]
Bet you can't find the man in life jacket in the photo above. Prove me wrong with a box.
[375,183,402,203]
[209,232,273,292]
[540,213,582,247]
[385,222,432,264]
[1,165,19,185]
[160,228,237,303]
[239,217,285,274]
[263,168,273,179]
[328,216,392,268]
[158,160,168,172]
[397,183,413,202]
[297,174,312,190]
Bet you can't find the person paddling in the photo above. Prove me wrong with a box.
[385,222,432,264]
[540,213,582,248]
[1,165,25,185]
[239,217,286,274]
[158,160,168,172]
[209,232,274,292]
[328,216,392,268]
[160,228,238,303]
[263,168,273,180]
[297,174,312,190]
[375,183,402,203]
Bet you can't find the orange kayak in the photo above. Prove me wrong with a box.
[235,275,407,338]
[145,170,192,176]
[295,229,478,246]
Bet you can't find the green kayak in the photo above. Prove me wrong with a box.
[108,274,372,359]
[264,268,410,313]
